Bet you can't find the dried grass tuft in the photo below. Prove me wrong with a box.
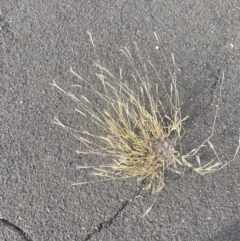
[52,32,240,195]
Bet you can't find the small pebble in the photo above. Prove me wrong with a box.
[46,207,51,213]
[155,46,159,50]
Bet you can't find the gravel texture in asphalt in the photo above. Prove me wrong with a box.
[1,1,240,240]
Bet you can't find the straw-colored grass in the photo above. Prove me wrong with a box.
[52,32,240,195]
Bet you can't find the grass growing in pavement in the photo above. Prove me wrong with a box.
[52,32,240,195]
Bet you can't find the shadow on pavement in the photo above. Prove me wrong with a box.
[209,220,240,241]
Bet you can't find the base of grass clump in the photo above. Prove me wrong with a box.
[52,32,240,195]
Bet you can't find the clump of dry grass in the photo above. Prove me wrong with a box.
[52,32,240,195]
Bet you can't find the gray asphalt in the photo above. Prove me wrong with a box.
[1,1,240,240]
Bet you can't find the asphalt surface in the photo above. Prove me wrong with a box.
[1,1,240,240]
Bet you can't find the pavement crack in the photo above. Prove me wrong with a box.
[84,188,142,241]
[0,218,33,241]
[188,69,221,121]
[208,69,221,106]
[83,200,129,241]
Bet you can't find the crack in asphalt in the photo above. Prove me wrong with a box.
[188,48,240,121]
[203,69,221,112]
[83,200,129,241]
[188,69,221,121]
[83,188,143,241]
[0,218,33,241]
